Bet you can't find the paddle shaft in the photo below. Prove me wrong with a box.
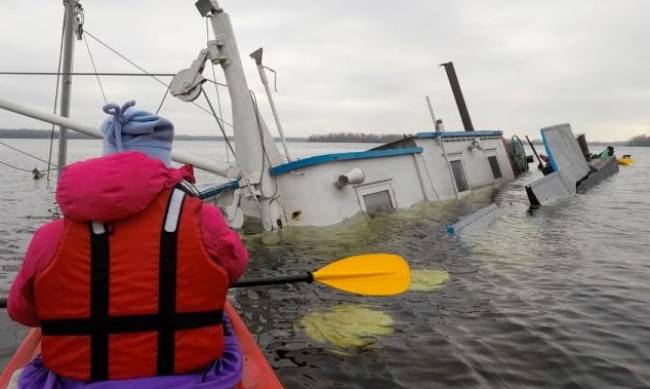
[0,273,316,309]
[232,272,313,288]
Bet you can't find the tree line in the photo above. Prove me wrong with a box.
[626,134,650,147]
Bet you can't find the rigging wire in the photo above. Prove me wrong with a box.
[0,141,58,167]
[46,6,68,182]
[82,35,108,104]
[201,88,236,157]
[155,84,171,115]
[201,88,264,220]
[0,72,228,86]
[249,89,288,224]
[205,19,225,121]
[0,160,37,173]
[249,90,279,200]
[0,159,56,174]
[83,29,234,128]
[206,17,229,163]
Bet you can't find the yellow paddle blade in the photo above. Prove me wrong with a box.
[312,253,410,296]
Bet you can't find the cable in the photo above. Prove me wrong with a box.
[82,35,108,104]
[0,160,55,174]
[249,90,279,200]
[155,84,171,115]
[206,17,229,163]
[83,29,233,128]
[0,160,34,173]
[0,141,58,167]
[201,88,236,157]
[83,30,168,89]
[46,6,67,181]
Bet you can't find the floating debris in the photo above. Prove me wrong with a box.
[446,203,499,236]
[295,304,394,350]
[409,269,450,292]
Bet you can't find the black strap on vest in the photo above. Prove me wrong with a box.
[157,189,181,375]
[90,222,110,381]
[40,189,224,381]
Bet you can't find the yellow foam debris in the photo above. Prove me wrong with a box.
[295,304,394,349]
[408,269,450,292]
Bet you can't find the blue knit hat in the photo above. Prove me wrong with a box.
[101,101,174,166]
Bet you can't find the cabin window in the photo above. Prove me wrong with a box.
[488,156,502,179]
[450,160,469,192]
[362,190,394,214]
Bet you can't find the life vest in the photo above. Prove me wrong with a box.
[34,187,229,381]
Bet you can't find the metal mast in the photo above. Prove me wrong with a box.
[56,0,82,177]
[250,48,292,161]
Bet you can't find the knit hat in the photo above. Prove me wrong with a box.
[101,101,174,166]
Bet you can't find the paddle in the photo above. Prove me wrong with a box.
[0,253,411,309]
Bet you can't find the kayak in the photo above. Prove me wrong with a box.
[0,303,283,389]
[617,155,634,166]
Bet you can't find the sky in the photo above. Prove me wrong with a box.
[0,0,648,141]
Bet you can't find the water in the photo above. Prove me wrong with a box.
[1,140,649,388]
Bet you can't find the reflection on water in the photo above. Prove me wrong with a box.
[2,141,650,388]
[295,305,393,350]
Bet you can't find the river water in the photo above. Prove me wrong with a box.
[1,139,649,388]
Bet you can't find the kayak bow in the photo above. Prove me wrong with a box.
[0,303,283,389]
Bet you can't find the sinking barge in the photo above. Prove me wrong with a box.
[526,124,619,207]
[0,1,527,231]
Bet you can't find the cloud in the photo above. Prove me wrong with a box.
[0,0,648,141]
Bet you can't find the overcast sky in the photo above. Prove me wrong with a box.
[1,0,648,141]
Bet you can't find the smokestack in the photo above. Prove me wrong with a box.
[440,62,474,132]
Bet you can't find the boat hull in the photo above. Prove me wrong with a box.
[0,303,282,389]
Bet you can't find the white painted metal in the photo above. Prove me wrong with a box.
[0,98,230,176]
[56,0,80,177]
[262,133,514,227]
[542,124,589,186]
[525,123,596,206]
[440,137,460,199]
[205,4,286,231]
[527,172,571,205]
[250,48,292,161]
[446,203,499,236]
[335,168,365,188]
[205,8,282,173]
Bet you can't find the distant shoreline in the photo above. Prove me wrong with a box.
[1,128,647,146]
[0,129,307,142]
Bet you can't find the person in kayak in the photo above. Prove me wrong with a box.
[7,101,249,388]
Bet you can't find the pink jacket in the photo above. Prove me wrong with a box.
[8,152,248,327]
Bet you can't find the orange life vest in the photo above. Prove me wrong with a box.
[34,187,229,381]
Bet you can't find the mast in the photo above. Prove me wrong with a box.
[56,0,82,177]
[425,96,438,131]
[250,48,292,161]
[197,1,282,174]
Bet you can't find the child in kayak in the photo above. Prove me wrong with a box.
[8,101,249,389]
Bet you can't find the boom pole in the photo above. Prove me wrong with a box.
[0,98,229,177]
